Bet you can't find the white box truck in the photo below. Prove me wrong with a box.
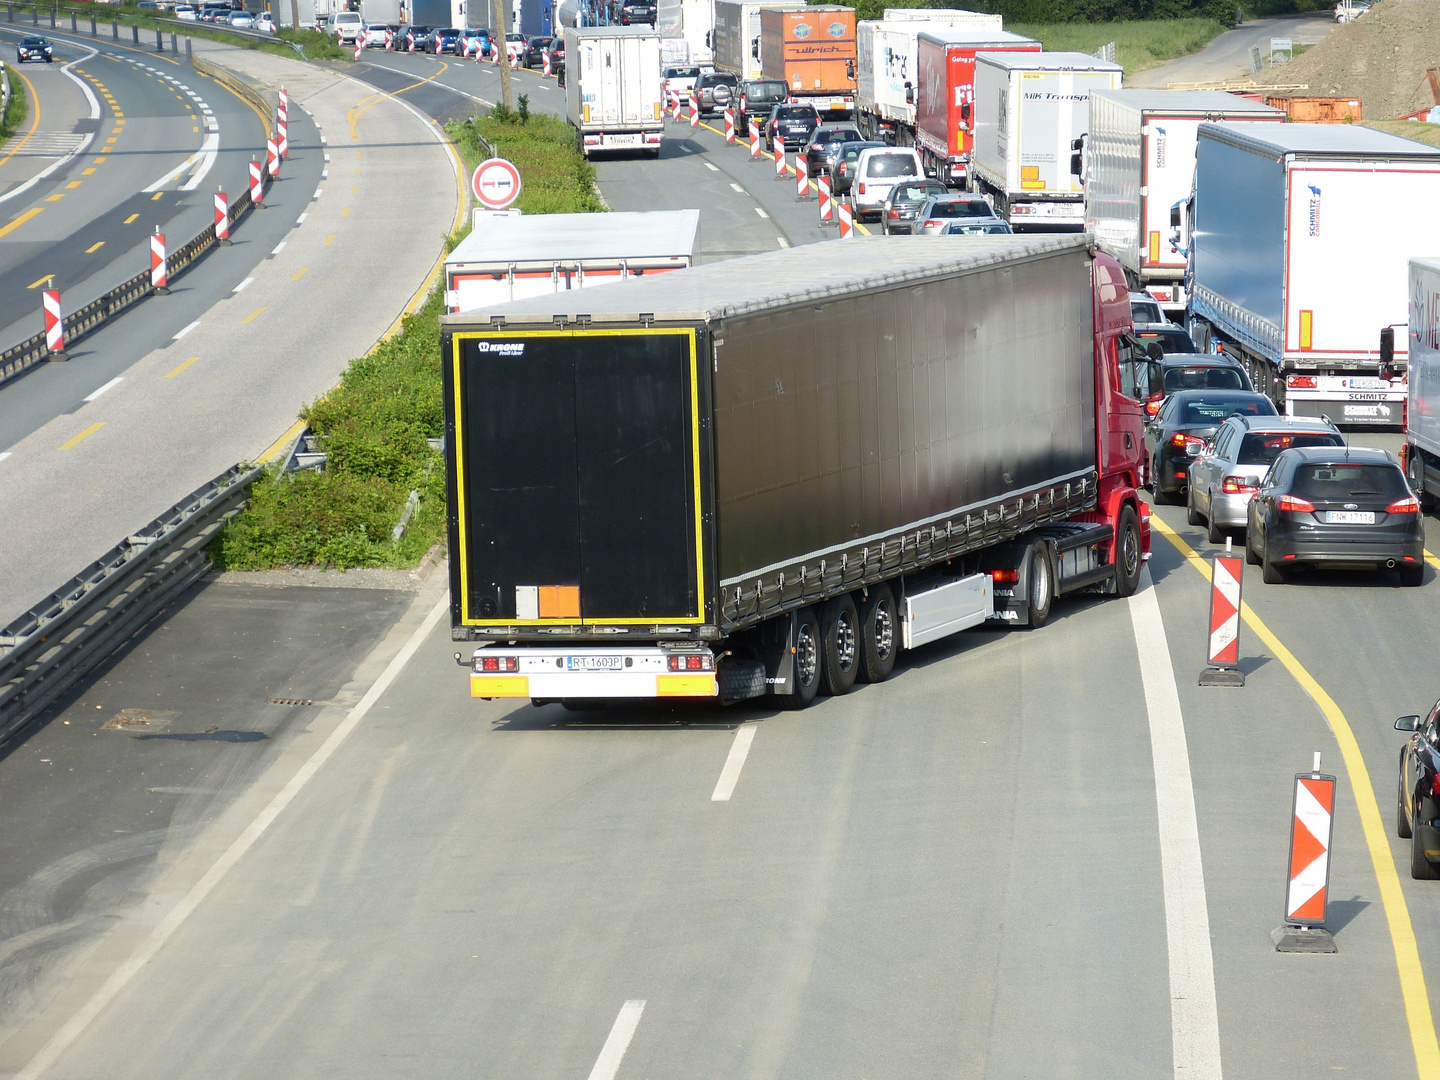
[444,210,700,313]
[1188,123,1440,425]
[712,0,804,81]
[855,9,1003,144]
[1083,90,1283,315]
[1403,258,1440,502]
[564,25,665,158]
[971,51,1122,231]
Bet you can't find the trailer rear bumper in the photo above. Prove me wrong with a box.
[468,646,718,699]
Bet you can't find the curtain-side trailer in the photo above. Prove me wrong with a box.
[443,237,1151,710]
[1083,90,1283,316]
[1188,123,1440,425]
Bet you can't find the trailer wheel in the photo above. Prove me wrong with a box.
[857,585,897,684]
[772,607,821,710]
[819,594,860,696]
[1022,540,1053,629]
[1114,504,1142,598]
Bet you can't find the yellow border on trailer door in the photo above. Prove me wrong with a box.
[450,327,707,627]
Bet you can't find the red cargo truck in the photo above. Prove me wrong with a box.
[915,28,1038,187]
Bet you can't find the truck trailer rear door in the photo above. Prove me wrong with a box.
[450,329,706,627]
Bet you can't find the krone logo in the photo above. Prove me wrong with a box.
[477,341,525,356]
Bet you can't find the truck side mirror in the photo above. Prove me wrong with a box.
[1147,343,1164,361]
[847,60,855,80]
[1380,326,1395,380]
[960,102,970,121]
[1070,152,1082,177]
[904,81,913,104]
[1170,204,1182,228]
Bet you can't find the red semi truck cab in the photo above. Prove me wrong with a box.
[915,29,1039,186]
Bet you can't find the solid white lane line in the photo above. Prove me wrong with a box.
[704,162,718,171]
[172,321,200,341]
[0,452,12,464]
[712,724,757,802]
[10,595,450,1080]
[233,276,253,293]
[587,1000,646,1080]
[754,207,768,219]
[730,182,744,193]
[83,377,122,402]
[180,133,221,191]
[1127,570,1223,1080]
[776,237,789,248]
[271,241,286,256]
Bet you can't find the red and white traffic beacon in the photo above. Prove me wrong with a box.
[1274,752,1338,953]
[1199,537,1245,687]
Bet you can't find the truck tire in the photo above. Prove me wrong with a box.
[1023,539,1053,629]
[1113,504,1142,598]
[1400,758,1414,839]
[857,585,898,684]
[772,607,821,710]
[818,594,860,696]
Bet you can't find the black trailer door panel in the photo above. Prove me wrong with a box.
[452,330,704,625]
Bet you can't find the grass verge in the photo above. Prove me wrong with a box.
[210,110,602,571]
[1006,19,1228,74]
[1364,121,1440,150]
[0,71,28,147]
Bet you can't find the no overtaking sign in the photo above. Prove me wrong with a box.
[472,158,522,210]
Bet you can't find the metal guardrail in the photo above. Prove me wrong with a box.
[0,463,263,745]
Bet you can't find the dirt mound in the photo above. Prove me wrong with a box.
[1254,0,1440,119]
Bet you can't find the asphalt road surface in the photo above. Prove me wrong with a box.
[1128,12,1335,88]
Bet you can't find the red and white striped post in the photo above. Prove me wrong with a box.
[266,136,280,180]
[42,287,65,356]
[689,94,700,127]
[543,49,551,76]
[150,229,169,294]
[279,86,288,116]
[408,30,416,52]
[492,39,499,63]
[510,48,519,69]
[670,92,681,121]
[278,113,289,158]
[774,139,785,180]
[796,154,809,199]
[476,37,484,63]
[749,120,760,159]
[1274,755,1337,952]
[215,187,230,244]
[1199,541,1245,686]
[385,27,394,49]
[724,108,734,142]
[837,199,854,238]
[817,173,833,224]
[353,33,363,60]
[250,158,264,207]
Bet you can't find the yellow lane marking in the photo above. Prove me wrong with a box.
[323,233,336,246]
[165,355,200,379]
[241,307,266,324]
[351,184,358,193]
[193,126,199,133]
[45,193,64,202]
[113,112,124,119]
[60,423,105,451]
[95,157,107,163]
[65,180,82,190]
[1426,549,1440,572]
[340,207,350,218]
[292,267,308,281]
[0,207,44,239]
[85,241,104,253]
[1152,513,1440,1078]
[259,419,307,464]
[151,192,163,201]
[0,67,43,171]
[82,167,96,175]
[347,62,449,142]
[123,213,139,225]
[26,274,50,289]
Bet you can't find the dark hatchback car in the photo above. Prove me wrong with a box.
[737,79,787,132]
[1145,389,1277,503]
[1396,702,1440,879]
[523,35,553,65]
[766,102,820,151]
[1246,446,1424,585]
[831,139,886,196]
[880,179,947,234]
[403,25,431,49]
[804,124,863,176]
[16,35,53,62]
[618,0,656,24]
[1134,322,1196,355]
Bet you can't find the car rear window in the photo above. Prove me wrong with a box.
[928,200,991,218]
[895,183,943,203]
[747,82,786,101]
[1236,432,1343,465]
[947,222,1011,234]
[667,66,701,77]
[814,128,861,144]
[1291,463,1408,501]
[1138,328,1196,353]
[776,106,816,120]
[1164,366,1246,392]
[866,154,918,178]
[1181,397,1276,425]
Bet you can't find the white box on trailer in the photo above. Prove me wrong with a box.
[1409,258,1440,458]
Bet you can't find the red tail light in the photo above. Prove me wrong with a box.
[1145,395,1162,417]
[666,654,714,671]
[888,208,899,219]
[1278,495,1315,513]
[1221,475,1260,495]
[1387,496,1421,514]
[1170,432,1205,452]
[858,182,866,194]
[989,569,1019,585]
[1431,773,1440,797]
[479,655,519,672]
[1287,375,1318,389]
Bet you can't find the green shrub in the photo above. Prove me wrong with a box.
[0,72,27,145]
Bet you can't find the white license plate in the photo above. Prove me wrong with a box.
[567,656,623,671]
[1325,511,1374,524]
[604,133,641,147]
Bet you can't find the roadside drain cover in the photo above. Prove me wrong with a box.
[267,697,318,707]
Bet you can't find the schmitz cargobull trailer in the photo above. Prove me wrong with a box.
[442,236,1150,710]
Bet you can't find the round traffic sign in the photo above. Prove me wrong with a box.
[472,157,522,210]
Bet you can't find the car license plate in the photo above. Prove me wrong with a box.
[605,133,641,147]
[1325,511,1374,524]
[567,655,623,671]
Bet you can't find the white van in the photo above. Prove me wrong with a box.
[330,10,363,42]
[852,147,923,222]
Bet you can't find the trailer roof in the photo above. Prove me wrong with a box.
[1091,88,1282,117]
[915,26,1036,45]
[1198,120,1440,159]
[976,50,1122,71]
[564,24,660,36]
[439,234,1091,327]
[446,210,700,268]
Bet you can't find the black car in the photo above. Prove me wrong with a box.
[804,123,863,176]
[403,25,431,49]
[1396,704,1440,878]
[880,179,947,234]
[696,71,739,115]
[618,0,655,23]
[1143,352,1246,421]
[1145,389,1277,503]
[766,102,819,152]
[523,35,553,66]
[1134,322,1196,355]
[736,78,786,133]
[831,139,886,197]
[16,35,53,63]
[1245,446,1424,585]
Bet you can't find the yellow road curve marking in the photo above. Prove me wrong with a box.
[26,273,50,289]
[1151,512,1440,1079]
[241,307,266,324]
[123,212,139,224]
[347,62,449,142]
[292,267,308,281]
[45,193,64,202]
[0,207,44,239]
[60,422,105,451]
[165,355,200,379]
[150,192,162,201]
[85,241,104,253]
[65,180,81,190]
[323,233,336,246]
[82,167,96,175]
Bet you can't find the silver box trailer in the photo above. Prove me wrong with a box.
[1405,258,1440,501]
[1189,122,1440,424]
[563,25,666,157]
[444,210,700,313]
[712,0,803,80]
[1083,90,1282,312]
